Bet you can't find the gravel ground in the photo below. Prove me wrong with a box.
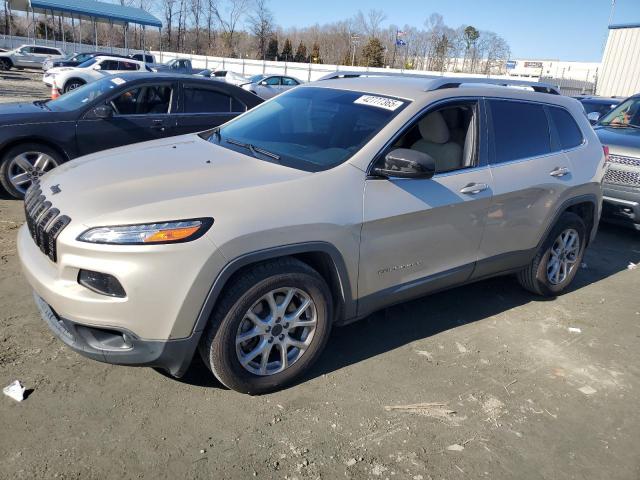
[0,69,50,103]
[1,72,640,479]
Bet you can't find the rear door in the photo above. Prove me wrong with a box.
[475,98,574,276]
[75,81,178,155]
[173,82,248,135]
[281,76,300,93]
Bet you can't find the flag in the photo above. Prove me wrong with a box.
[396,30,407,37]
[396,39,407,46]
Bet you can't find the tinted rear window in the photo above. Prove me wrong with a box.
[489,100,551,163]
[548,107,583,150]
[184,87,245,113]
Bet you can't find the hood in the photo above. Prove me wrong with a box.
[595,126,640,157]
[0,102,67,125]
[37,134,310,225]
[46,66,76,74]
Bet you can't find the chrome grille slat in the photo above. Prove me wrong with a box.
[22,180,70,263]
[608,154,640,168]
[604,167,640,187]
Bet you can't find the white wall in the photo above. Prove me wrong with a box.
[597,26,640,97]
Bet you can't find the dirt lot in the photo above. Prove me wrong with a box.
[1,71,640,480]
[0,69,50,103]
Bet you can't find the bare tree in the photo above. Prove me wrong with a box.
[190,0,203,53]
[354,9,386,39]
[246,0,274,59]
[212,0,249,56]
[162,0,177,50]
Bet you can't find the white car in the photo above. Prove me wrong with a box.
[43,56,148,93]
[210,70,249,86]
[0,44,65,71]
[240,74,303,99]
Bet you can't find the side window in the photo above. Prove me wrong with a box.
[282,77,299,86]
[20,46,34,53]
[489,100,551,164]
[184,87,244,113]
[118,61,139,71]
[265,76,280,86]
[100,60,119,70]
[110,86,173,115]
[34,47,53,55]
[548,107,584,150]
[389,101,479,173]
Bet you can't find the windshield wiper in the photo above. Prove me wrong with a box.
[600,122,640,129]
[226,137,281,161]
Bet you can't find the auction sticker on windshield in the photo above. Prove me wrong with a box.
[111,77,126,86]
[354,95,404,111]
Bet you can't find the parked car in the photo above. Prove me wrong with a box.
[241,74,303,99]
[0,44,65,71]
[0,73,262,198]
[129,53,156,64]
[210,70,249,85]
[593,94,640,230]
[153,58,194,74]
[574,95,621,124]
[43,56,149,92]
[17,75,605,394]
[42,51,129,71]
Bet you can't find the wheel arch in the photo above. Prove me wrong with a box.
[63,77,86,91]
[0,138,70,166]
[539,194,599,249]
[193,243,355,337]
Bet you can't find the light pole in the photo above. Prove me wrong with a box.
[351,34,359,66]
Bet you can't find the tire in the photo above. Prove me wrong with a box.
[63,79,85,93]
[199,258,333,394]
[517,212,587,296]
[0,143,64,199]
[0,58,12,71]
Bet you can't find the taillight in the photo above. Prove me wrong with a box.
[603,145,610,163]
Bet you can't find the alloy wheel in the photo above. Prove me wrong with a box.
[546,228,580,285]
[235,287,317,376]
[7,151,59,195]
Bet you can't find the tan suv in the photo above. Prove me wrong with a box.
[18,75,606,394]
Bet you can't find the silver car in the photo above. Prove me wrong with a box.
[0,44,65,71]
[241,74,303,99]
[18,74,605,394]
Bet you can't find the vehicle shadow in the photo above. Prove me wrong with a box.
[166,222,640,390]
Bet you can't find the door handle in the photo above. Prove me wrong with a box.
[549,167,570,177]
[460,183,489,195]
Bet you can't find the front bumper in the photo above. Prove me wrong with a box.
[33,292,197,376]
[602,184,640,229]
[42,74,53,86]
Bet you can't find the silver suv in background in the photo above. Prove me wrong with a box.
[18,75,605,394]
[594,94,640,230]
[0,44,64,70]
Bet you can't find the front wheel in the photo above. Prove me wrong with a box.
[0,143,63,199]
[63,79,85,93]
[517,212,587,296]
[199,258,333,394]
[0,58,12,71]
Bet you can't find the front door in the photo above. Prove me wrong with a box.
[257,76,281,99]
[358,99,493,315]
[76,82,177,156]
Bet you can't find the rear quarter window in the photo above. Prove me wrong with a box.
[489,100,551,164]
[548,107,584,150]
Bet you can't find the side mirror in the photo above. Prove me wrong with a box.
[93,64,102,70]
[373,148,436,179]
[587,112,600,125]
[93,104,113,119]
[259,80,268,86]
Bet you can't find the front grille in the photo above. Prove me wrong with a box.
[603,167,640,187]
[23,180,71,262]
[608,154,640,167]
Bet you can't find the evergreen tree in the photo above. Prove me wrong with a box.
[280,38,293,61]
[310,42,322,64]
[293,41,308,62]
[361,37,385,67]
[266,37,279,60]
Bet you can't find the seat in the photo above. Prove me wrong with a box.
[411,111,463,172]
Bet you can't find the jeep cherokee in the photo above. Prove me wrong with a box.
[18,75,605,394]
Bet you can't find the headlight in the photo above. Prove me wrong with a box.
[77,218,213,245]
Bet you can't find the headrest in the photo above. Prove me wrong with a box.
[418,111,449,144]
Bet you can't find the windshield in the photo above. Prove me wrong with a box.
[248,74,266,82]
[73,53,92,63]
[599,97,640,127]
[206,87,409,172]
[46,76,126,112]
[77,58,98,68]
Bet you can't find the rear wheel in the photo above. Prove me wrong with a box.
[517,212,587,296]
[0,58,12,71]
[199,258,332,394]
[0,143,63,199]
[63,79,85,93]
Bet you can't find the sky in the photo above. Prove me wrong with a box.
[269,0,640,62]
